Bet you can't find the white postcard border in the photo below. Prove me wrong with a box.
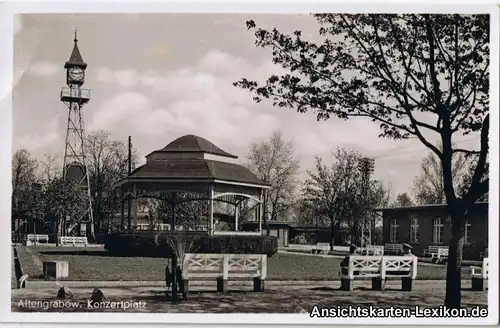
[0,0,498,325]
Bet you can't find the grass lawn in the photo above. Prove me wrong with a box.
[11,248,19,287]
[16,246,44,278]
[23,246,474,281]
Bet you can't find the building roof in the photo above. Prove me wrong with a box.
[242,221,291,227]
[289,225,349,231]
[64,35,87,69]
[149,135,237,159]
[374,202,488,213]
[115,135,271,190]
[128,158,267,186]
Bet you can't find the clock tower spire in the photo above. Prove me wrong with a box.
[60,31,94,240]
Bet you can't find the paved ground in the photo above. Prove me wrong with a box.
[11,280,487,313]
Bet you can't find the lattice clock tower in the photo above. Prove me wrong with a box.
[60,31,94,238]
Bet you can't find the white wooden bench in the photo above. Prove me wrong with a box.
[287,244,315,252]
[58,236,88,247]
[182,253,267,298]
[25,234,49,246]
[480,248,488,260]
[423,245,449,263]
[434,248,449,263]
[312,242,330,255]
[384,243,403,255]
[340,255,417,291]
[470,258,488,291]
[355,245,384,256]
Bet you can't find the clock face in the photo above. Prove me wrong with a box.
[69,67,85,82]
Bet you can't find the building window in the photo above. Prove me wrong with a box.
[390,218,398,242]
[409,216,419,243]
[433,217,444,244]
[464,221,471,244]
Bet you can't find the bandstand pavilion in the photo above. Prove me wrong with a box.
[113,135,270,235]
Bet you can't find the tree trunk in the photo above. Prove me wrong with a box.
[56,220,61,247]
[329,218,335,250]
[263,191,270,236]
[444,209,465,309]
[171,253,178,302]
[33,221,37,246]
[170,200,178,302]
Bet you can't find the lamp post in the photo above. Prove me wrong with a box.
[359,157,375,247]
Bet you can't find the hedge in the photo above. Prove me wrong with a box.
[104,231,278,257]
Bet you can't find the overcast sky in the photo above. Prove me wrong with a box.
[12,13,482,198]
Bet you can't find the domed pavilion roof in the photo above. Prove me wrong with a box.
[152,134,238,159]
[123,135,268,187]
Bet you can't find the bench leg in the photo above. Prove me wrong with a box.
[340,278,353,291]
[372,278,383,291]
[253,277,265,292]
[471,278,485,291]
[401,277,413,291]
[216,277,228,293]
[182,279,189,300]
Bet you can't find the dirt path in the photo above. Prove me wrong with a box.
[11,281,487,313]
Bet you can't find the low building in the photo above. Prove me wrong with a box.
[241,221,290,248]
[288,225,351,246]
[375,202,488,260]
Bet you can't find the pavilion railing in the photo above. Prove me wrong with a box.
[213,231,263,236]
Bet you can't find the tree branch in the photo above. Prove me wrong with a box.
[452,149,481,155]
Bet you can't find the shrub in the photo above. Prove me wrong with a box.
[104,232,278,258]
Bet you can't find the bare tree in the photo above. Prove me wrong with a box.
[86,131,139,232]
[413,144,468,204]
[296,198,328,227]
[302,149,366,247]
[27,176,88,245]
[392,192,415,207]
[38,154,60,184]
[11,149,39,237]
[246,130,300,226]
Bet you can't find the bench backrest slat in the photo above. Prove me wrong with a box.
[355,245,384,256]
[26,234,49,244]
[437,248,449,256]
[316,243,330,249]
[384,244,403,253]
[183,254,267,280]
[428,245,448,253]
[346,255,417,279]
[58,236,88,245]
[483,258,489,279]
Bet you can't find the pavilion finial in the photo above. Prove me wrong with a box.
[74,28,78,43]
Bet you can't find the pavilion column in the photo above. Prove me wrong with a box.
[235,202,239,232]
[171,193,177,230]
[120,188,125,232]
[127,194,132,232]
[209,186,214,236]
[259,190,264,235]
[132,184,138,229]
